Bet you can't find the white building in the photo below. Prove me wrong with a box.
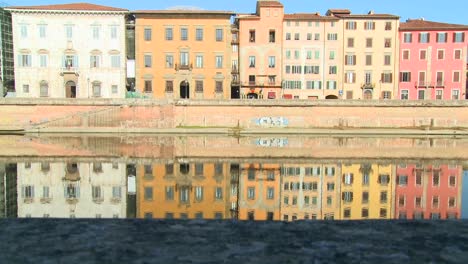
[17,161,128,218]
[6,3,128,98]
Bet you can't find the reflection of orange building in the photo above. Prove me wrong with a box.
[137,161,233,219]
[340,163,395,220]
[279,164,341,221]
[238,163,281,221]
[395,164,462,220]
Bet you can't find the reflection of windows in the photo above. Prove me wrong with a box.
[112,186,121,200]
[165,28,173,40]
[195,163,204,176]
[179,188,189,203]
[40,81,49,97]
[144,80,152,93]
[195,186,204,202]
[380,191,388,203]
[41,162,50,172]
[215,187,223,200]
[342,191,353,203]
[215,163,223,176]
[343,173,353,185]
[19,54,32,67]
[165,164,174,175]
[65,184,80,199]
[362,191,369,204]
[144,28,152,41]
[165,186,174,201]
[378,174,389,185]
[247,187,255,200]
[215,29,223,41]
[92,186,103,202]
[22,185,35,199]
[196,28,203,41]
[144,187,153,201]
[398,175,408,186]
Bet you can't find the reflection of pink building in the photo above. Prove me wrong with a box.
[399,19,468,100]
[395,164,462,220]
[237,0,283,99]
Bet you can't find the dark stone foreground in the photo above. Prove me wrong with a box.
[1,219,468,264]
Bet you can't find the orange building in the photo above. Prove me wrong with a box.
[137,161,233,220]
[134,10,234,99]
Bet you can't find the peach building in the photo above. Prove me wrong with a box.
[327,9,400,99]
[236,0,283,99]
[281,13,342,99]
[134,10,233,99]
[399,19,468,100]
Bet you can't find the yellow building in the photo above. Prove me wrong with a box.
[134,10,234,99]
[137,161,233,220]
[340,163,396,220]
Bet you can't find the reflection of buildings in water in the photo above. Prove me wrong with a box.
[238,164,281,221]
[0,163,18,218]
[137,161,233,220]
[16,162,127,218]
[279,164,341,221]
[395,164,462,220]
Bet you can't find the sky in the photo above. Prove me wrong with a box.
[1,0,468,25]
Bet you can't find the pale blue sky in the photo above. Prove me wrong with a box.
[2,0,468,25]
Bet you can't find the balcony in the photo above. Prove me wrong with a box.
[60,66,79,76]
[435,81,445,88]
[175,63,192,71]
[360,83,375,89]
[415,81,433,88]
[231,66,238,74]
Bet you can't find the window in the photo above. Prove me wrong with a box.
[180,28,188,41]
[294,50,300,59]
[314,33,320,40]
[402,50,410,60]
[215,55,223,68]
[285,33,291,40]
[180,52,189,66]
[453,32,465,43]
[400,72,411,82]
[398,175,408,186]
[436,90,443,99]
[194,28,203,41]
[346,21,356,30]
[329,66,337,74]
[249,30,255,42]
[215,81,223,93]
[432,196,439,208]
[378,174,390,185]
[269,30,275,43]
[403,33,412,43]
[92,25,100,40]
[38,24,47,38]
[437,32,447,43]
[112,85,118,94]
[195,55,203,68]
[110,25,117,39]
[344,208,351,218]
[329,51,335,60]
[453,71,461,82]
[364,21,375,30]
[365,54,372,66]
[268,56,275,68]
[249,56,255,68]
[327,33,338,40]
[144,28,152,41]
[437,49,445,60]
[381,73,393,83]
[449,175,457,187]
[195,80,203,93]
[345,72,356,83]
[385,22,392,30]
[247,187,255,200]
[195,186,203,201]
[419,50,427,60]
[65,25,73,39]
[144,80,152,93]
[19,54,32,67]
[90,55,100,68]
[249,75,256,85]
[366,38,373,48]
[343,173,353,185]
[419,32,430,43]
[144,54,152,68]
[110,55,120,68]
[144,187,153,200]
[165,80,174,92]
[39,54,48,67]
[166,55,174,68]
[23,84,30,93]
[326,80,337,89]
[92,186,103,202]
[342,191,353,203]
[384,38,391,48]
[285,50,291,59]
[364,72,372,84]
[436,71,444,86]
[165,28,173,40]
[267,187,274,200]
[452,90,460,100]
[40,81,48,97]
[216,28,223,41]
[380,191,388,203]
[307,33,312,40]
[294,33,300,40]
[92,82,101,97]
[20,24,28,38]
[345,55,356,65]
[384,54,391,65]
[454,49,462,59]
[22,185,34,199]
[347,38,354,48]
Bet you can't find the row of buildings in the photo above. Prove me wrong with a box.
[1,160,465,221]
[0,0,467,100]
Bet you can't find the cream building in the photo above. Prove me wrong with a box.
[7,3,128,98]
[17,161,127,218]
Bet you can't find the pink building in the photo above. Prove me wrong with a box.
[399,19,468,100]
[237,0,283,99]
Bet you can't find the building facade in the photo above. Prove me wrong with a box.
[399,19,468,100]
[133,10,233,99]
[7,3,127,98]
[237,0,283,99]
[0,7,14,96]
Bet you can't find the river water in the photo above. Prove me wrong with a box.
[1,134,467,221]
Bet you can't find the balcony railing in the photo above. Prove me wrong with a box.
[360,83,375,89]
[415,81,445,88]
[242,81,279,87]
[60,66,79,75]
[175,63,192,71]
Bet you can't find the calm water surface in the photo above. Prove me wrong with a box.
[1,134,467,221]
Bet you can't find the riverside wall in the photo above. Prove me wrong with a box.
[1,99,468,132]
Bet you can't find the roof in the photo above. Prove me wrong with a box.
[133,10,233,15]
[326,9,398,19]
[326,9,351,15]
[284,13,339,21]
[6,3,127,12]
[257,1,284,8]
[400,19,468,31]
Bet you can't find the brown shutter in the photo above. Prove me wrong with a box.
[463,32,465,42]
[427,33,430,43]
[399,72,403,82]
[418,33,421,42]
[390,73,393,83]
[381,73,384,82]
[353,55,356,65]
[408,72,411,82]
[372,22,375,29]
[345,22,349,29]
[345,73,348,83]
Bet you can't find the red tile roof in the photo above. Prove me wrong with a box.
[400,19,468,31]
[257,1,284,8]
[7,3,127,12]
[133,10,233,15]
[284,13,338,21]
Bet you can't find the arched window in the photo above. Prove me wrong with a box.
[92,81,101,97]
[40,80,48,97]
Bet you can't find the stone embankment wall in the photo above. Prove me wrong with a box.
[1,99,468,131]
